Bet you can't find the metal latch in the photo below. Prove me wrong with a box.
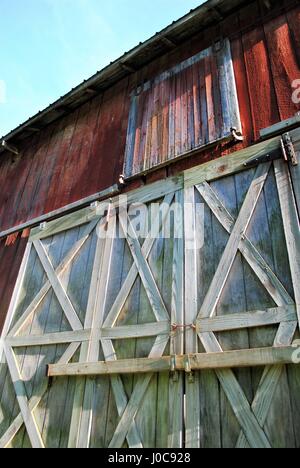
[244,132,298,168]
[281,132,298,166]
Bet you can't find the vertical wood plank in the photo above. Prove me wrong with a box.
[274,160,300,329]
[168,190,184,448]
[264,15,300,120]
[242,26,280,139]
[184,187,201,448]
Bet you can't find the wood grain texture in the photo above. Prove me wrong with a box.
[264,14,300,121]
[124,40,241,178]
[242,25,280,139]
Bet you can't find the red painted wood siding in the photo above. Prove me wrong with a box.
[0,2,299,236]
[0,233,28,333]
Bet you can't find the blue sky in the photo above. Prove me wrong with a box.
[0,0,204,137]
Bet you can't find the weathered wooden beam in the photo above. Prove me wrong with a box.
[48,345,300,377]
[197,306,297,333]
[158,35,177,48]
[119,62,136,73]
[84,87,98,95]
[184,137,281,188]
[29,175,183,241]
[0,343,79,449]
[1,140,19,155]
[6,329,90,348]
[27,127,41,133]
[0,184,119,240]
[7,322,170,348]
[260,112,300,139]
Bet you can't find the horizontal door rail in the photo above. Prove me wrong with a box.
[48,344,300,377]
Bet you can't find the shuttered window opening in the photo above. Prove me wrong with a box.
[124,39,242,179]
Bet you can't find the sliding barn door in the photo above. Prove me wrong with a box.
[184,157,300,448]
[1,139,300,449]
[0,185,184,448]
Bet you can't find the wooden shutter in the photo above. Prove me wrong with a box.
[124,39,242,178]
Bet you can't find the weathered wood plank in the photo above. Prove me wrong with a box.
[29,176,183,242]
[216,38,242,135]
[0,185,119,241]
[194,181,222,448]
[289,161,300,218]
[184,138,281,188]
[135,203,164,448]
[198,306,296,333]
[101,220,144,448]
[7,330,90,347]
[103,193,174,329]
[3,345,44,448]
[108,374,153,448]
[275,160,300,330]
[9,218,99,337]
[196,181,294,307]
[212,172,252,447]
[171,190,184,356]
[33,240,82,331]
[197,163,271,321]
[123,40,241,178]
[102,321,170,340]
[288,127,300,214]
[234,160,297,448]
[77,216,117,448]
[30,209,103,242]
[67,219,107,448]
[105,313,170,448]
[48,345,300,377]
[0,242,32,361]
[0,343,79,448]
[198,333,271,449]
[101,340,143,449]
[184,187,201,448]
[119,211,169,323]
[30,230,79,448]
[236,324,297,448]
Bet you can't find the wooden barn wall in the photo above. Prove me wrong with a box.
[0,1,299,235]
[0,0,299,329]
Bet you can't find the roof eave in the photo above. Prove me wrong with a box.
[0,0,253,153]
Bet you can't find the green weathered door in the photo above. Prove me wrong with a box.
[0,181,184,448]
[1,131,300,449]
[184,151,300,448]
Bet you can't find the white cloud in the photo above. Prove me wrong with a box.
[0,80,6,104]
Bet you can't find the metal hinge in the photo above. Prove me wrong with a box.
[1,140,19,156]
[244,132,298,168]
[281,132,298,166]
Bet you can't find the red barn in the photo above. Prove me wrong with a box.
[0,0,300,448]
